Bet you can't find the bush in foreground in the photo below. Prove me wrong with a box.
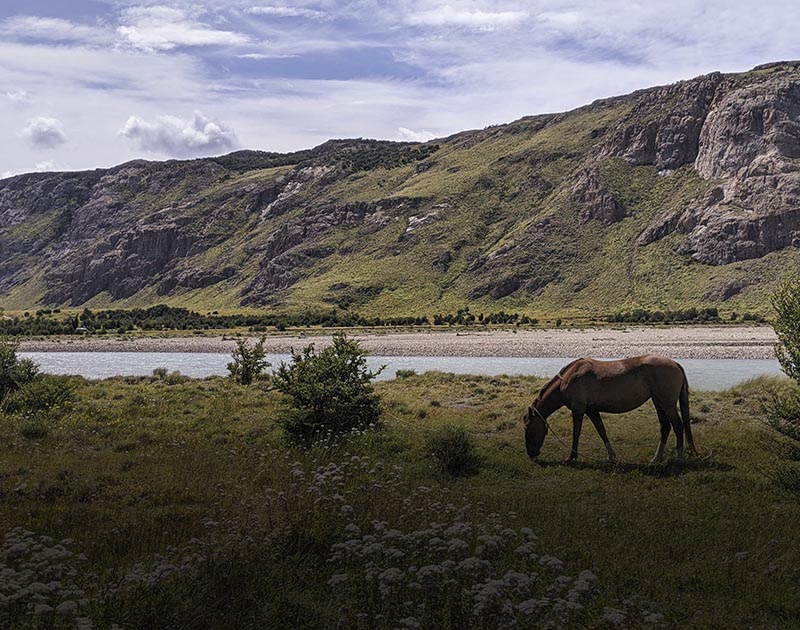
[767,278,800,491]
[3,374,77,418]
[0,340,38,404]
[425,424,481,477]
[274,334,382,445]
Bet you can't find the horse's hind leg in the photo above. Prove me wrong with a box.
[666,405,685,458]
[652,402,671,463]
[587,410,615,462]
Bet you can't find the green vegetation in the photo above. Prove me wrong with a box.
[608,306,718,324]
[273,334,383,445]
[763,278,800,492]
[772,276,800,382]
[0,340,38,403]
[1,302,761,339]
[424,424,481,477]
[7,70,800,318]
[0,357,798,627]
[433,308,537,326]
[0,305,432,336]
[227,337,270,386]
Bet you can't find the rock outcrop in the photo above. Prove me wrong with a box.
[571,170,626,224]
[634,64,800,264]
[2,63,800,311]
[601,72,722,172]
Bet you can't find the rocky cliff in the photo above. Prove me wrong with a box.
[2,63,800,316]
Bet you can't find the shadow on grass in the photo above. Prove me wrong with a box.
[535,455,733,477]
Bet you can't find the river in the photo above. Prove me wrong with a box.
[19,352,784,391]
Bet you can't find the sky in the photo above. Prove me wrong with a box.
[1,1,799,177]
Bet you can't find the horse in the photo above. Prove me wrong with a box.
[523,355,695,463]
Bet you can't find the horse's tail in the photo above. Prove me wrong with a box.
[679,365,696,455]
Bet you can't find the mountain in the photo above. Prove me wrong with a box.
[2,62,800,317]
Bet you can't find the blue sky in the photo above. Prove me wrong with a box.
[1,0,799,176]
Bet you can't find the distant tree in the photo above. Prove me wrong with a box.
[227,337,270,385]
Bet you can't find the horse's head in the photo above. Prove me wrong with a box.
[523,401,548,460]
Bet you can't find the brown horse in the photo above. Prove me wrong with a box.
[523,355,695,463]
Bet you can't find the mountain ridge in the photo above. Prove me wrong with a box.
[2,61,800,316]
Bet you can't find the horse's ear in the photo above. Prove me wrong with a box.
[524,406,532,426]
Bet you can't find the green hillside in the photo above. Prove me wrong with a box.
[2,63,800,317]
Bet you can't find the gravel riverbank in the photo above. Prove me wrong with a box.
[17,326,778,360]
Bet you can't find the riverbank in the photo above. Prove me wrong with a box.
[17,325,778,359]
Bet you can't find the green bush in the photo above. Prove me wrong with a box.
[3,375,77,417]
[273,334,382,445]
[773,277,800,383]
[767,279,800,492]
[227,337,271,385]
[0,340,38,403]
[425,424,481,477]
[395,369,417,379]
[19,413,51,439]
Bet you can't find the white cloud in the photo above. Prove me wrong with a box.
[119,111,239,157]
[0,15,112,45]
[22,117,68,149]
[397,127,435,142]
[246,6,327,20]
[236,52,296,59]
[405,5,528,30]
[117,6,250,52]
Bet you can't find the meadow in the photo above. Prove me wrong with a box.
[0,371,798,629]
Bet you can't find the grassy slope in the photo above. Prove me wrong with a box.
[4,70,799,316]
[0,373,798,628]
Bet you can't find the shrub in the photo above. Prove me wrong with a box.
[395,369,417,379]
[0,340,38,404]
[762,385,800,442]
[273,334,382,445]
[3,375,77,417]
[164,370,189,385]
[773,277,800,383]
[425,424,481,477]
[19,413,51,439]
[766,278,800,491]
[227,337,271,385]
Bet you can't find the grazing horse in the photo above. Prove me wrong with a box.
[523,355,695,463]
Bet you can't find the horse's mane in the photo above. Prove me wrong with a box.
[537,358,584,399]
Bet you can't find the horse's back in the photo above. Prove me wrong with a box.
[561,355,684,413]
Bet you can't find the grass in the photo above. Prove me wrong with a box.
[0,372,798,628]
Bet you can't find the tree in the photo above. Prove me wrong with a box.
[765,278,800,492]
[772,277,800,383]
[227,337,270,385]
[273,334,383,445]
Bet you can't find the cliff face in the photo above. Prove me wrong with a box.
[2,63,800,315]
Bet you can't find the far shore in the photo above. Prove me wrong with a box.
[17,326,778,360]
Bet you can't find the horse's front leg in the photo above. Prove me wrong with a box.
[568,409,584,461]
